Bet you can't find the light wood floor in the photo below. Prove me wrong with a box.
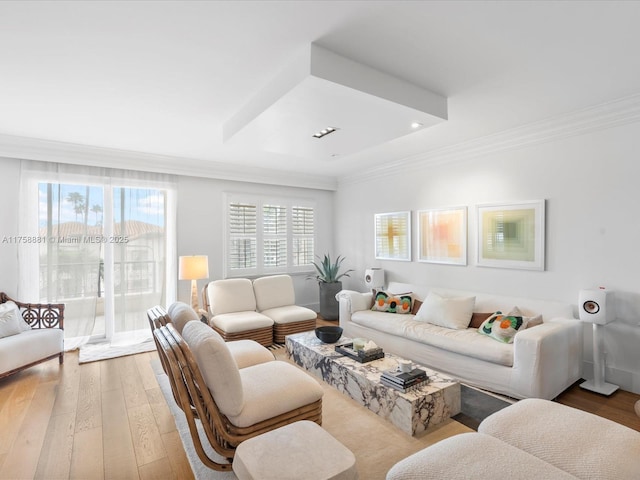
[0,350,193,480]
[1,330,639,480]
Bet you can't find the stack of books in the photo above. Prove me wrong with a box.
[380,368,428,393]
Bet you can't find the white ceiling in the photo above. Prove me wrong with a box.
[1,1,640,187]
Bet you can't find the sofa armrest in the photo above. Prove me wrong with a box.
[0,292,64,330]
[511,318,582,399]
[336,290,372,330]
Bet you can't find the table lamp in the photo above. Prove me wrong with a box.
[179,255,209,310]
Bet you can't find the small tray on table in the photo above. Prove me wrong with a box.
[335,342,385,363]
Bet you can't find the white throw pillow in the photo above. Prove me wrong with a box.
[508,306,543,328]
[415,292,475,330]
[0,301,25,338]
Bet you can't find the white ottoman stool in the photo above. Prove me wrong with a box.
[232,420,358,480]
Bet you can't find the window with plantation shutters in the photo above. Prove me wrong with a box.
[292,206,314,266]
[263,204,287,268]
[225,195,315,276]
[228,203,257,270]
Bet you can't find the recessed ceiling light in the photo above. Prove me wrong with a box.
[411,122,423,129]
[312,126,337,139]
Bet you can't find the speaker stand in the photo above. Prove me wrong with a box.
[580,323,619,396]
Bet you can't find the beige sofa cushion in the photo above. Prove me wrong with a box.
[207,278,257,315]
[0,328,63,375]
[253,274,296,311]
[227,361,324,428]
[181,320,244,417]
[261,305,317,325]
[211,311,273,333]
[351,310,514,366]
[167,301,199,334]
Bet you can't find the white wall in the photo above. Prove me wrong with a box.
[176,175,334,309]
[0,157,334,311]
[335,121,640,394]
[0,157,21,296]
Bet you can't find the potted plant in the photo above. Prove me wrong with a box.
[309,253,354,320]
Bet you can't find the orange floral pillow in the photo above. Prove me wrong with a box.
[478,311,527,343]
[371,290,413,314]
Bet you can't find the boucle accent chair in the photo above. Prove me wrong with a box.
[147,303,275,370]
[203,278,274,346]
[253,274,317,343]
[153,320,323,471]
[0,292,64,379]
[387,398,640,479]
[478,398,640,479]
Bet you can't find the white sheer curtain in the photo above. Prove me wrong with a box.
[18,160,177,351]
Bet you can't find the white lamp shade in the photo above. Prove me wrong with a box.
[179,255,209,280]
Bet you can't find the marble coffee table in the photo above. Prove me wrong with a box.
[286,331,461,436]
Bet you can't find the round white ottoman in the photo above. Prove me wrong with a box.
[232,420,358,480]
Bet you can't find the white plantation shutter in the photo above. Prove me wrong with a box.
[263,204,287,268]
[228,202,257,270]
[292,206,314,266]
[225,195,315,276]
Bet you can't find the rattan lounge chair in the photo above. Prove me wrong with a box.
[152,321,323,471]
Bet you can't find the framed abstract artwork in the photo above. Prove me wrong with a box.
[374,211,411,261]
[417,207,467,265]
[477,200,545,270]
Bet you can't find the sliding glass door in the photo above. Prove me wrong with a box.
[35,180,171,345]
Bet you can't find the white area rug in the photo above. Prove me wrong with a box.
[79,337,156,363]
[155,365,237,480]
[153,356,473,480]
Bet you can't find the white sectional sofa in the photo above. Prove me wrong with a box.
[338,282,582,399]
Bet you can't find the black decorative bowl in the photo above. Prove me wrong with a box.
[315,326,343,344]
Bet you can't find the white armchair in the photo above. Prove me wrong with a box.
[204,279,274,346]
[253,275,317,343]
[154,320,323,471]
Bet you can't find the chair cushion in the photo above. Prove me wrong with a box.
[167,302,199,334]
[227,361,324,428]
[253,275,296,311]
[0,328,63,375]
[207,279,257,316]
[226,340,275,369]
[261,305,317,325]
[181,320,244,417]
[211,311,273,333]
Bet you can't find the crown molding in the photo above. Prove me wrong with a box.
[0,134,338,191]
[340,93,640,186]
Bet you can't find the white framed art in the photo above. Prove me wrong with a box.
[477,200,545,270]
[417,206,467,265]
[374,211,411,261]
